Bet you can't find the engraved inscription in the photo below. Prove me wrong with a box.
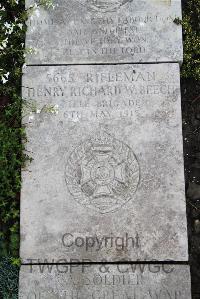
[22,264,190,299]
[25,0,183,63]
[65,130,140,213]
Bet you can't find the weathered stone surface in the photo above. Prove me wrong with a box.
[19,264,191,298]
[25,0,183,64]
[21,63,188,262]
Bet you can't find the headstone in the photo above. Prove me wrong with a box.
[19,0,192,297]
[19,264,191,298]
[25,0,183,64]
[20,63,188,263]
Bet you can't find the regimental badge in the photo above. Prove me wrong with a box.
[86,0,133,13]
[65,130,140,213]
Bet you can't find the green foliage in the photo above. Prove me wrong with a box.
[181,0,200,80]
[0,257,19,299]
[0,0,54,259]
[0,0,27,258]
[37,0,55,9]
[0,98,30,257]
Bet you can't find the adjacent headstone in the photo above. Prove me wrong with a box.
[20,63,188,263]
[25,0,183,64]
[19,264,191,298]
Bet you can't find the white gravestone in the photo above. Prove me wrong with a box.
[20,63,188,263]
[19,264,191,299]
[25,0,183,64]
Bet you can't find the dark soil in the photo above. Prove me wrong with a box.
[181,79,200,299]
